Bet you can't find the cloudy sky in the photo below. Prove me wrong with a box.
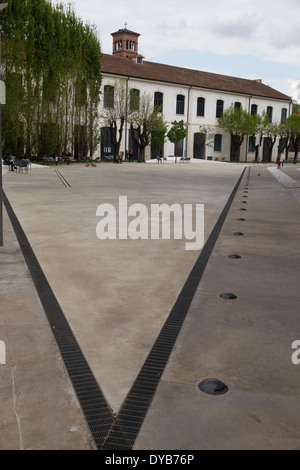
[55,0,300,101]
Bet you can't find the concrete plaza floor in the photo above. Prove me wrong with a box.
[1,159,300,450]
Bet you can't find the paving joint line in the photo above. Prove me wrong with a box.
[55,169,72,188]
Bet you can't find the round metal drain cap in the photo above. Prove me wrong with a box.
[228,254,241,259]
[198,379,228,395]
[219,292,237,300]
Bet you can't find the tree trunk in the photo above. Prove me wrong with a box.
[138,146,145,162]
[232,135,243,162]
[293,136,299,164]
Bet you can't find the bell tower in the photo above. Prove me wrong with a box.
[111,25,141,62]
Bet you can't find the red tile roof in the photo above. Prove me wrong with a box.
[101,53,291,102]
[111,28,140,37]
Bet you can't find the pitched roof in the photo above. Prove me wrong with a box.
[111,28,140,37]
[101,53,291,102]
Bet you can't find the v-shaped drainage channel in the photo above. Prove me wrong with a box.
[3,167,246,450]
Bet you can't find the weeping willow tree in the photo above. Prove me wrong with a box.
[1,0,102,159]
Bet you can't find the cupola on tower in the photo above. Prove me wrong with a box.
[111,26,143,62]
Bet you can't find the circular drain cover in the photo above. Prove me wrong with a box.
[228,254,241,259]
[198,379,228,395]
[219,292,237,300]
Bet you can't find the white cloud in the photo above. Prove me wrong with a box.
[54,0,300,98]
[61,0,300,66]
[287,79,300,102]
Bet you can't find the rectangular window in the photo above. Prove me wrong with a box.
[176,95,185,115]
[154,92,163,112]
[216,100,224,118]
[248,136,255,152]
[251,104,258,115]
[214,134,222,151]
[281,108,287,123]
[104,85,114,108]
[197,97,205,117]
[267,106,273,123]
[130,88,140,111]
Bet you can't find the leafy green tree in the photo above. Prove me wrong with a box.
[217,105,250,161]
[258,111,278,163]
[167,120,188,163]
[247,113,263,162]
[101,79,131,157]
[129,93,167,162]
[1,0,102,159]
[292,102,300,114]
[286,113,300,163]
[276,119,291,161]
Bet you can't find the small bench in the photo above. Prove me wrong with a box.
[15,159,31,173]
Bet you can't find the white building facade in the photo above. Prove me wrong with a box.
[98,28,292,162]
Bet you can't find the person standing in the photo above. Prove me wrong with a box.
[129,147,133,162]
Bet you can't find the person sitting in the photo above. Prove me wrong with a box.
[114,154,122,164]
[9,158,17,171]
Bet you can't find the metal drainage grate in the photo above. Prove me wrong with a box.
[219,292,237,300]
[198,379,228,395]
